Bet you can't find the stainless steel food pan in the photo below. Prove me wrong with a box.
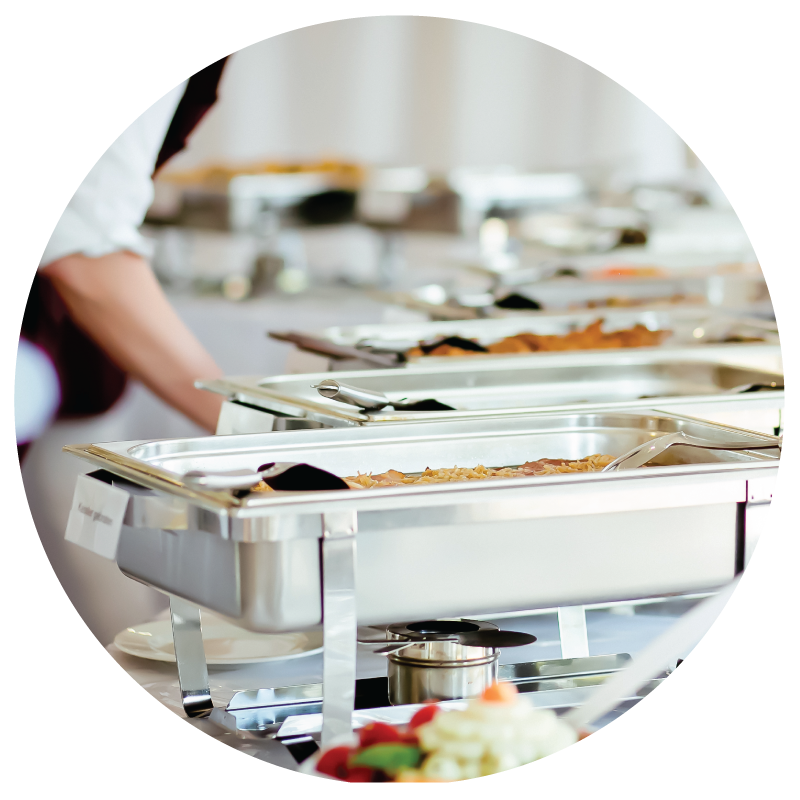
[279,311,780,373]
[199,357,784,429]
[317,309,778,355]
[493,274,770,312]
[65,412,778,633]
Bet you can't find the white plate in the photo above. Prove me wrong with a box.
[114,611,323,665]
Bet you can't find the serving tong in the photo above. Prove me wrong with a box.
[724,381,783,394]
[602,430,781,472]
[182,462,350,492]
[312,378,455,412]
[268,331,403,368]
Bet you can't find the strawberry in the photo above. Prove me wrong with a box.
[344,767,375,782]
[316,746,352,779]
[409,704,440,729]
[359,722,402,747]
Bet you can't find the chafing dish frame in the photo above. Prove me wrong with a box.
[64,411,779,742]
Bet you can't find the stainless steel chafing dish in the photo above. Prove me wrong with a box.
[493,273,770,310]
[276,309,780,373]
[200,356,784,436]
[65,411,778,629]
[64,412,778,740]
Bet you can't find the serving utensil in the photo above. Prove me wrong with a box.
[268,331,403,368]
[724,381,783,394]
[601,431,780,472]
[312,378,456,412]
[182,462,350,492]
[563,577,740,732]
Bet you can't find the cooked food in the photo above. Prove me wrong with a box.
[250,454,615,493]
[580,293,704,309]
[343,454,615,489]
[409,682,578,781]
[309,681,580,782]
[406,319,671,358]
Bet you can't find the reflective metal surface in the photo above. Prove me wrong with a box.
[312,378,391,410]
[604,430,782,472]
[316,309,779,358]
[65,413,779,632]
[379,619,501,705]
[558,606,590,658]
[215,654,637,734]
[320,512,358,747]
[198,357,783,427]
[169,596,213,717]
[388,653,499,705]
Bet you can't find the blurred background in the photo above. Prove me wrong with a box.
[21,16,769,644]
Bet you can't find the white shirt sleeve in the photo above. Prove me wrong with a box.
[40,81,188,267]
[15,339,60,444]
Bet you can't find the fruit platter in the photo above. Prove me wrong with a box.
[298,682,583,782]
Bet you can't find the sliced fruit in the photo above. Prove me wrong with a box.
[316,746,353,779]
[481,681,519,704]
[409,704,441,729]
[359,721,402,747]
[343,767,375,782]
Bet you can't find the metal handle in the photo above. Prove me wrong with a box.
[313,379,392,410]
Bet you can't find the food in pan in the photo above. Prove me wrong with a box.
[406,319,671,358]
[591,265,666,279]
[342,454,615,489]
[495,292,703,312]
[309,682,580,782]
[580,293,704,309]
[250,454,615,492]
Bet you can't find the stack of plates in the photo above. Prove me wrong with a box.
[114,610,323,666]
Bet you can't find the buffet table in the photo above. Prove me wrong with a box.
[106,601,700,767]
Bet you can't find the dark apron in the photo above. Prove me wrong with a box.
[18,58,228,461]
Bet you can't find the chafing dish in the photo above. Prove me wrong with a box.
[199,356,784,436]
[378,274,771,320]
[276,309,780,373]
[493,273,770,312]
[66,411,777,630]
[64,411,778,739]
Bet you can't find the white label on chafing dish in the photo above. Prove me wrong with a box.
[65,474,129,560]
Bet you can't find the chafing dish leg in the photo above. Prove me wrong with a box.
[558,606,590,659]
[169,596,213,718]
[320,512,358,749]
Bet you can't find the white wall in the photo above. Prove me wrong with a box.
[165,16,688,183]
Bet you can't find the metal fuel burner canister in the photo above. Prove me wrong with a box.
[369,620,536,705]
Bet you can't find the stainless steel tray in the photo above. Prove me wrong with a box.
[317,309,779,358]
[492,273,770,311]
[65,412,779,632]
[199,357,784,428]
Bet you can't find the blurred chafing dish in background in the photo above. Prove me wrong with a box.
[200,351,784,438]
[266,309,780,374]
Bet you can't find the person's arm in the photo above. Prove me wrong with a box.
[41,251,224,432]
